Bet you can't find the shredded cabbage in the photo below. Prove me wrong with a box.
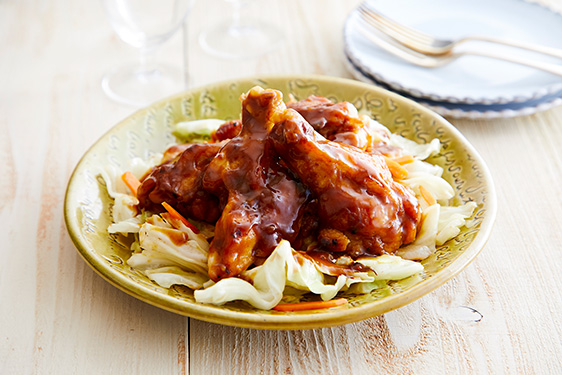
[173,119,225,142]
[390,134,440,160]
[404,159,443,177]
[357,255,424,280]
[194,241,292,309]
[100,155,162,229]
[143,266,209,289]
[108,215,145,234]
[128,215,209,276]
[194,241,423,309]
[401,159,455,202]
[396,204,440,260]
[437,202,477,245]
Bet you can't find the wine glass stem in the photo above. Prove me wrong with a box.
[137,48,160,81]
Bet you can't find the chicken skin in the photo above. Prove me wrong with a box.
[202,88,309,281]
[137,142,223,223]
[270,109,421,257]
[211,120,242,142]
[208,96,385,152]
[287,95,381,151]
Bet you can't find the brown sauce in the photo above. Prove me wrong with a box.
[138,89,421,282]
[299,250,371,277]
[153,227,189,247]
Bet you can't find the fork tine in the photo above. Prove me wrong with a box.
[358,3,433,45]
[355,15,445,68]
[356,6,425,49]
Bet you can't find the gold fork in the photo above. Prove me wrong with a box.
[357,3,562,60]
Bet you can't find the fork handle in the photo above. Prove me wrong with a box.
[460,36,562,60]
[456,49,562,77]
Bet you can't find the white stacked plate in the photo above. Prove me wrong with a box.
[344,0,562,119]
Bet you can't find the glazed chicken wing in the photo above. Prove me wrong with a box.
[137,142,223,223]
[270,109,421,257]
[288,95,383,152]
[203,88,309,281]
[211,120,242,142]
[212,96,392,152]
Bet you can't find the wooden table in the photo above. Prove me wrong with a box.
[2,0,562,373]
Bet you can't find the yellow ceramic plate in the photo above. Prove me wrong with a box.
[64,75,496,329]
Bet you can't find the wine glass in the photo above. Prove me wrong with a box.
[101,0,194,106]
[199,0,284,59]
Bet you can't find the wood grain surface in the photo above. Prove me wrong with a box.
[2,0,562,374]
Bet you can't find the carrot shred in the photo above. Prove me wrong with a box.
[419,185,437,206]
[121,171,141,197]
[384,156,408,180]
[392,154,415,165]
[272,298,348,312]
[161,202,200,234]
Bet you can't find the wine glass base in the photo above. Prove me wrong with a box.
[199,19,284,59]
[101,63,186,107]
